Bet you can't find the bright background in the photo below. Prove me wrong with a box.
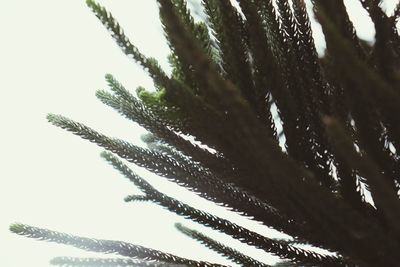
[0,1,397,266]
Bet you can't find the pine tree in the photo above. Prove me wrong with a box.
[10,0,400,266]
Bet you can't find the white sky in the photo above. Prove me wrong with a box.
[0,1,398,266]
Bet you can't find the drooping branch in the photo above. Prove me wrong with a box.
[175,223,272,267]
[102,151,349,267]
[10,224,223,267]
[50,257,186,267]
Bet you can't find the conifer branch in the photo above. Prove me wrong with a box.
[139,134,307,240]
[276,0,335,190]
[234,1,281,139]
[276,0,297,45]
[95,88,181,135]
[291,0,319,69]
[99,74,226,169]
[102,151,349,267]
[242,1,335,191]
[87,1,232,139]
[314,4,400,188]
[50,257,185,267]
[292,0,329,112]
[358,0,400,83]
[140,133,188,160]
[312,0,367,60]
[86,0,170,90]
[158,0,257,119]
[124,195,150,203]
[9,224,222,267]
[165,0,217,91]
[202,0,257,110]
[156,0,311,211]
[324,117,400,239]
[175,223,271,267]
[253,0,286,61]
[46,113,298,238]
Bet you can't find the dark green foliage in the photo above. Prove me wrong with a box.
[9,224,220,267]
[50,257,187,267]
[175,223,279,267]
[11,0,400,266]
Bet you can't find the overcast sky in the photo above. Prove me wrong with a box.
[0,1,398,266]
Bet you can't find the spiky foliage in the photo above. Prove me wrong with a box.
[10,0,400,266]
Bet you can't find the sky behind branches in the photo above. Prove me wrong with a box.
[0,1,398,266]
